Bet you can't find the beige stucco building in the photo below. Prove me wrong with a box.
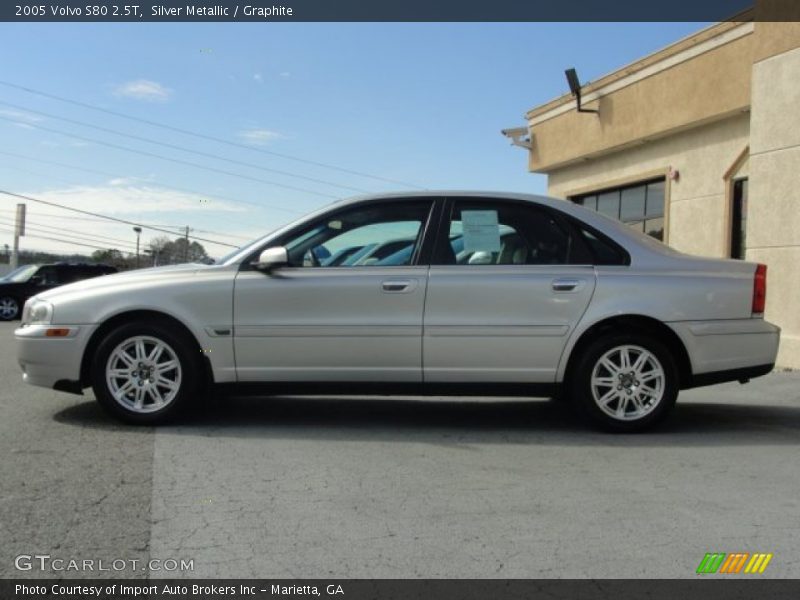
[505,3,800,369]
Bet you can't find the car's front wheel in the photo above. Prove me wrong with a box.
[568,333,678,432]
[91,320,201,424]
[0,296,19,321]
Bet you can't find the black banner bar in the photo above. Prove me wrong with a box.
[0,0,787,23]
[4,580,800,600]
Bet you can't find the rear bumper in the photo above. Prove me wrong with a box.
[687,363,774,389]
[668,318,780,387]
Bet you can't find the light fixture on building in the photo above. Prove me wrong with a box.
[565,68,599,115]
[500,127,532,150]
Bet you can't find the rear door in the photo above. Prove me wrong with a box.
[423,198,596,383]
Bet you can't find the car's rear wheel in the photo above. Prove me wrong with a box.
[568,333,678,432]
[90,320,200,424]
[0,296,19,321]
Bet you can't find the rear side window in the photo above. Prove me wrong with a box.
[435,200,584,266]
[55,266,115,284]
[36,266,60,285]
[57,267,84,283]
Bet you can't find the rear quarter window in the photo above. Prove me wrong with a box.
[575,225,630,266]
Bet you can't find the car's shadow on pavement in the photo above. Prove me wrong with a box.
[53,394,800,447]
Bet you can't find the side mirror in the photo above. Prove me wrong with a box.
[253,246,289,272]
[29,274,44,285]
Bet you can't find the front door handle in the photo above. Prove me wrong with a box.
[551,278,581,292]
[382,279,416,293]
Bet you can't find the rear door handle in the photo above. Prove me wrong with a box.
[551,278,581,292]
[382,279,416,293]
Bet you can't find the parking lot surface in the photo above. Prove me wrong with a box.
[1,321,799,579]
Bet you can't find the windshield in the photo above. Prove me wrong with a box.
[1,264,39,283]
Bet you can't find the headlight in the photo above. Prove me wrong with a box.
[22,298,54,325]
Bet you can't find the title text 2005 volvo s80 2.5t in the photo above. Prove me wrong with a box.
[15,192,779,431]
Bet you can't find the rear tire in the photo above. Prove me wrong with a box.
[567,333,678,432]
[90,320,201,424]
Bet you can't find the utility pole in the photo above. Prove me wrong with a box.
[183,226,191,263]
[133,226,142,269]
[11,203,25,269]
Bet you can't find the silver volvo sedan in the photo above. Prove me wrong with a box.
[15,192,780,431]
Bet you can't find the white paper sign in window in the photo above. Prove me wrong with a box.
[462,210,501,253]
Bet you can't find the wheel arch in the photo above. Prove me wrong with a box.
[79,309,213,388]
[561,314,693,389]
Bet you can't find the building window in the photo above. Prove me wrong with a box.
[572,178,665,241]
[730,178,748,260]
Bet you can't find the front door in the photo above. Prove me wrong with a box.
[233,199,436,382]
[423,198,596,383]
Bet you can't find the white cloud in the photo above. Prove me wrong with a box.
[108,177,140,186]
[113,79,173,102]
[253,73,263,83]
[0,108,44,124]
[39,140,90,148]
[279,72,291,78]
[238,128,284,145]
[22,184,244,215]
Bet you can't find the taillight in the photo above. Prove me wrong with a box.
[752,263,767,315]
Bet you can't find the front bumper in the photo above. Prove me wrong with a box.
[15,324,96,392]
[668,318,780,383]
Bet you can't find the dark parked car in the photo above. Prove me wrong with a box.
[0,263,117,321]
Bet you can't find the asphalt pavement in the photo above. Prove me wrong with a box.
[1,321,799,579]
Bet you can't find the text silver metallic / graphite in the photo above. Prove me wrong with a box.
[151,5,294,18]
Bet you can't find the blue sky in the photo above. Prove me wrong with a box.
[0,22,707,258]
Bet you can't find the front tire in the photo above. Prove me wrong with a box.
[568,333,678,432]
[90,320,201,424]
[0,296,19,321]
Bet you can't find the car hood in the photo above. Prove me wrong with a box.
[35,263,209,302]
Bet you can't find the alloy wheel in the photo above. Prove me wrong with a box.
[105,335,182,413]
[590,344,666,421]
[0,297,19,320]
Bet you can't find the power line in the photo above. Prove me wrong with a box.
[0,100,372,195]
[15,210,253,242]
[0,189,238,248]
[0,168,249,245]
[0,115,341,199]
[0,79,427,190]
[0,162,262,245]
[0,225,131,253]
[0,216,139,251]
[0,149,305,217]
[0,154,300,241]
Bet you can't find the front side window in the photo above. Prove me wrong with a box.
[574,178,665,241]
[436,200,579,266]
[280,200,433,268]
[34,266,59,285]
